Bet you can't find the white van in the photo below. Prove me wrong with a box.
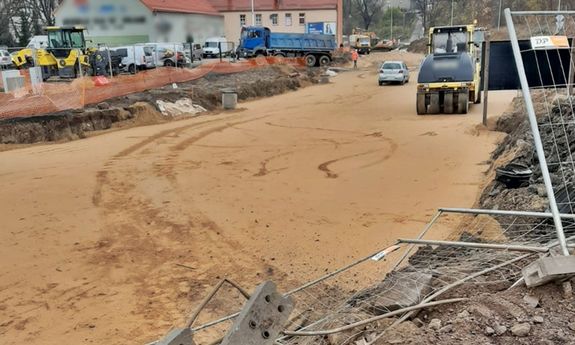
[112,45,155,73]
[203,37,232,58]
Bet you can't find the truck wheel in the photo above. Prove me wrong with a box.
[444,93,454,114]
[428,93,440,114]
[274,52,286,57]
[457,91,469,114]
[319,55,331,66]
[255,52,266,58]
[128,64,137,73]
[164,60,175,67]
[417,93,426,115]
[305,54,317,67]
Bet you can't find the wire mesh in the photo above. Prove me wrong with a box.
[275,212,574,345]
[507,11,575,215]
[184,211,574,345]
[0,57,306,120]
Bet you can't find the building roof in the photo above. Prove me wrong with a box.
[208,0,338,12]
[140,0,221,16]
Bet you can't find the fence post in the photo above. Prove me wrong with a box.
[505,8,570,256]
[107,45,113,78]
[175,44,178,68]
[219,42,223,62]
[482,33,490,126]
[190,43,194,64]
[77,49,83,78]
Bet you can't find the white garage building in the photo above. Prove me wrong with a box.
[54,0,224,47]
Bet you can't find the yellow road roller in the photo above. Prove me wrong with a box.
[416,24,485,115]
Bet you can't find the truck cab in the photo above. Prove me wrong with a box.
[238,26,270,58]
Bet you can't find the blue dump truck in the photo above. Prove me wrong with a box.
[237,26,337,67]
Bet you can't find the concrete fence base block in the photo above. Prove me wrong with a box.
[522,256,575,287]
[221,281,294,345]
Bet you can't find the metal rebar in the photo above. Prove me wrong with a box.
[185,278,250,329]
[366,252,536,345]
[397,238,549,253]
[510,11,575,15]
[281,298,467,336]
[439,207,575,219]
[191,244,402,333]
[505,8,570,256]
[389,210,443,272]
[367,227,575,345]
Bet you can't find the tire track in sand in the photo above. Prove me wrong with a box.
[317,134,398,178]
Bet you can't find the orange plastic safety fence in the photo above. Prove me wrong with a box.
[0,57,305,120]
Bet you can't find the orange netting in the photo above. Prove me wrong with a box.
[0,57,306,120]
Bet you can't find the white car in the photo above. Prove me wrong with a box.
[0,50,12,69]
[378,60,410,85]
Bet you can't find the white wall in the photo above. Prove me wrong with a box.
[55,0,224,46]
[222,9,338,45]
[152,13,224,45]
[55,0,154,45]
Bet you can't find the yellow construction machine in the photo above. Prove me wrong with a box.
[416,24,485,115]
[11,26,91,79]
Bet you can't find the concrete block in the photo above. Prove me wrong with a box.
[522,256,575,287]
[221,281,294,345]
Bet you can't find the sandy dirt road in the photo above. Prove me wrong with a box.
[0,53,514,344]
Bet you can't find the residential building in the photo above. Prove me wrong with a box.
[54,0,224,47]
[208,0,342,46]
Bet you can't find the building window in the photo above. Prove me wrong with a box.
[256,13,262,26]
[285,13,292,26]
[299,13,306,25]
[240,14,246,26]
[270,13,278,26]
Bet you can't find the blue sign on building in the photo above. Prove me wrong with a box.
[307,22,324,34]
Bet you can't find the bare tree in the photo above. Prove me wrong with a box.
[24,0,58,27]
[352,0,384,30]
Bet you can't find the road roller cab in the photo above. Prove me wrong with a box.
[416,25,485,115]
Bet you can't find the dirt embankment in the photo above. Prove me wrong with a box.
[372,97,575,344]
[408,38,428,54]
[0,65,317,146]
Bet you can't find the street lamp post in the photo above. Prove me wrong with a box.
[390,3,393,40]
[450,0,454,26]
[497,0,502,30]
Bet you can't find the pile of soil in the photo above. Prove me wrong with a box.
[408,38,428,54]
[480,94,575,213]
[0,65,314,145]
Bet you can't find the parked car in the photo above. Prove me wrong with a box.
[0,49,12,69]
[112,45,155,73]
[378,60,410,85]
[203,37,233,58]
[191,43,203,61]
[146,43,189,67]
